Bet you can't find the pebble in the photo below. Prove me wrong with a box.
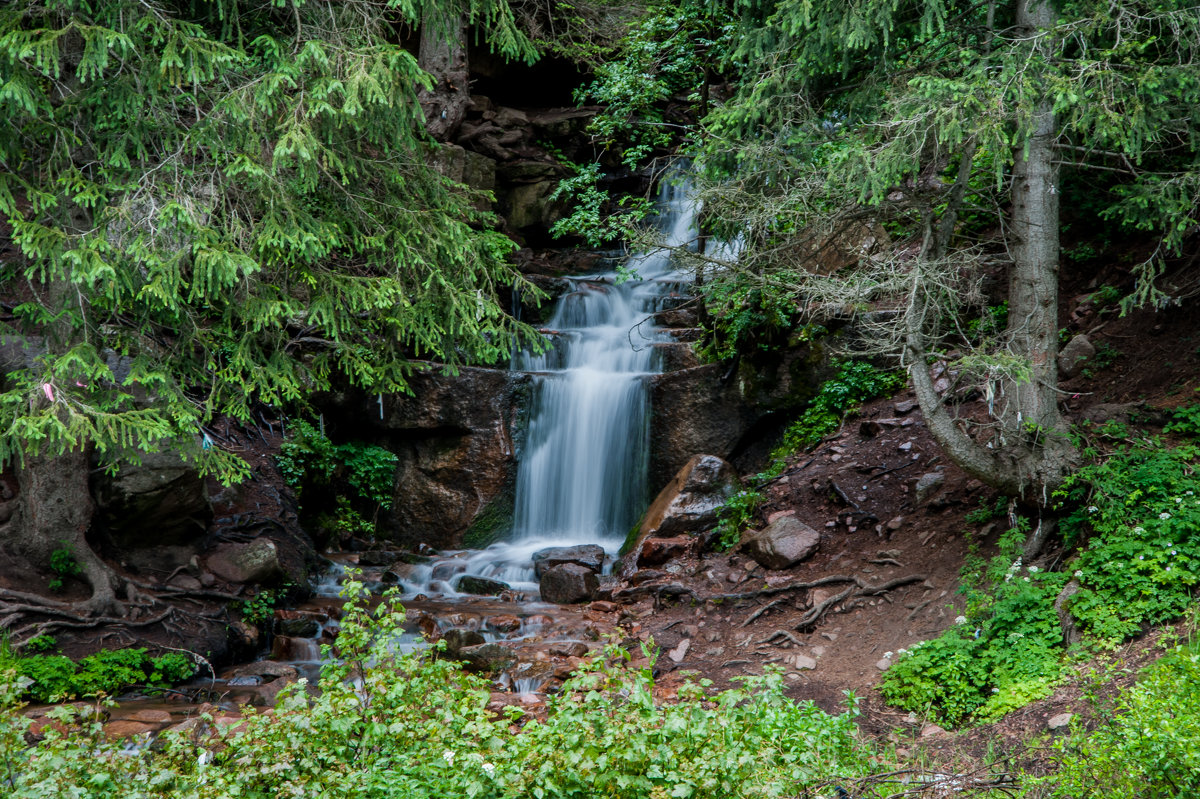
[793,655,817,670]
[1048,712,1073,731]
[668,639,691,663]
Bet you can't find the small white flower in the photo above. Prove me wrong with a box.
[1134,527,1146,534]
[1188,491,1195,496]
[1160,512,1172,520]
[897,648,908,656]
[1166,567,1172,572]
[991,687,1000,694]
[1074,570,1083,578]
[1176,497,1184,504]
[1088,505,1099,513]
[955,615,968,625]
[482,763,495,776]
[1029,566,1040,573]
[443,751,456,765]
[883,651,894,659]
[1140,555,1145,560]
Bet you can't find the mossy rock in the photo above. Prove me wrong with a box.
[462,493,514,549]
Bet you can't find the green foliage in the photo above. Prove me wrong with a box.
[965,303,1008,345]
[0,645,196,703]
[236,588,283,626]
[1164,403,1200,438]
[0,580,885,798]
[277,421,397,505]
[276,419,398,541]
[880,562,1067,726]
[882,427,1200,725]
[46,544,80,593]
[0,0,543,481]
[1056,441,1200,643]
[714,360,903,549]
[1042,638,1200,799]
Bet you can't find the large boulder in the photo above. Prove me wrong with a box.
[624,455,740,556]
[93,451,212,549]
[741,516,820,570]
[328,366,531,550]
[205,538,286,585]
[531,544,605,578]
[1058,334,1096,379]
[539,563,599,604]
[456,575,511,596]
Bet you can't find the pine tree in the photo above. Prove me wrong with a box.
[0,0,541,615]
[694,0,1200,510]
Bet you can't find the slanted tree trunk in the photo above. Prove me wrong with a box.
[418,4,468,142]
[905,0,1077,505]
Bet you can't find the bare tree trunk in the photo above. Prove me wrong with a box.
[1005,0,1077,500]
[14,444,119,616]
[418,4,468,142]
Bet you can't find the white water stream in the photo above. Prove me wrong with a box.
[387,177,699,598]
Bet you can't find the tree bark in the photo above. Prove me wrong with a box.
[14,444,119,616]
[418,4,468,142]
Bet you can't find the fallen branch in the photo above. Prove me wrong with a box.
[759,628,805,647]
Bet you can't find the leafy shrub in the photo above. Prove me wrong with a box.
[1057,442,1200,643]
[1043,640,1200,798]
[1,646,196,703]
[880,565,1067,726]
[0,580,883,798]
[47,544,81,592]
[276,420,399,541]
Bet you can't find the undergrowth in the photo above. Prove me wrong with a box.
[0,645,195,704]
[880,408,1200,727]
[714,360,904,549]
[276,420,399,544]
[0,580,882,798]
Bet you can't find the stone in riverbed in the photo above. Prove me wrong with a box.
[457,643,518,673]
[531,544,605,578]
[741,516,820,570]
[539,563,599,604]
[456,575,511,595]
[440,628,486,656]
[205,538,285,585]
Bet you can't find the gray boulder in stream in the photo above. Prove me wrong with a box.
[531,544,605,578]
[456,575,511,595]
[539,563,599,604]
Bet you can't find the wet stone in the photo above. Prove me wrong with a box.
[531,545,605,578]
[456,575,511,595]
[539,563,599,604]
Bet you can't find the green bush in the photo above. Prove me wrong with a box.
[1057,441,1200,643]
[879,565,1067,726]
[276,420,399,541]
[0,581,884,799]
[1044,639,1200,798]
[1,646,196,703]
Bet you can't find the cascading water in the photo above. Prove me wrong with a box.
[392,177,699,598]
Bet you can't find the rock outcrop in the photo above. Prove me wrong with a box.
[624,454,740,557]
[531,544,605,578]
[330,366,531,550]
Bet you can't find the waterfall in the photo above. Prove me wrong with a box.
[398,176,698,597]
[511,177,696,543]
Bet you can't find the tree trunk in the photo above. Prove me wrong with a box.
[904,0,1077,504]
[1005,0,1077,499]
[418,4,468,142]
[14,444,119,616]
